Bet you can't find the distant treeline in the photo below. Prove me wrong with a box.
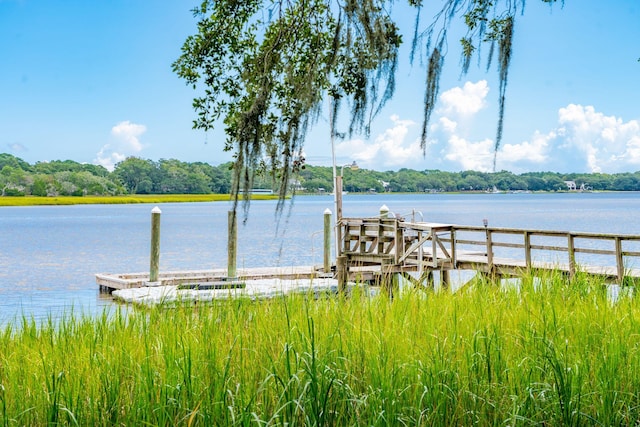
[0,154,233,197]
[3,153,640,196]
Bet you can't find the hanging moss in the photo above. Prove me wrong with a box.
[494,15,514,170]
[413,1,531,171]
[174,0,562,213]
[420,45,444,150]
[174,0,400,216]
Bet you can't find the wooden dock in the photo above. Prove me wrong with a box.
[97,215,640,298]
[96,266,328,291]
[337,217,640,287]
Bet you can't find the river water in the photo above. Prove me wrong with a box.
[2,192,640,323]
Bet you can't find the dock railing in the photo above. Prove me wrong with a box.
[338,217,640,283]
[452,225,640,281]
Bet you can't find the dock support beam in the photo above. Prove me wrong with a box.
[324,208,332,273]
[337,255,348,294]
[615,236,624,284]
[485,226,493,270]
[567,233,575,279]
[441,269,450,289]
[149,206,161,283]
[380,260,398,298]
[228,210,237,279]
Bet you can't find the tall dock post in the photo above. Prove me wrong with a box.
[379,204,389,218]
[149,206,161,283]
[323,208,332,273]
[228,210,237,279]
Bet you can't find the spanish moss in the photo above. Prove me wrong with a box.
[421,45,444,150]
[494,15,514,170]
[175,0,560,213]
[413,1,527,170]
[173,0,400,217]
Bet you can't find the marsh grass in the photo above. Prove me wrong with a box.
[0,194,278,207]
[2,272,640,425]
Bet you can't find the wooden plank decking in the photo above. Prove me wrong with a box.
[97,265,328,291]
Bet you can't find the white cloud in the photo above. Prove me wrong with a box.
[110,121,146,152]
[428,81,496,171]
[317,80,640,173]
[552,104,640,172]
[500,133,550,164]
[429,81,640,173]
[493,131,553,172]
[444,135,494,171]
[438,117,458,134]
[94,121,147,170]
[439,80,489,116]
[336,115,423,169]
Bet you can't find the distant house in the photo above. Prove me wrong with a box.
[564,180,577,191]
[288,179,305,192]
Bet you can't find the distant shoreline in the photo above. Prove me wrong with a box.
[0,190,618,207]
[0,194,279,207]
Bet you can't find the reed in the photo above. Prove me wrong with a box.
[1,272,640,425]
[0,193,279,207]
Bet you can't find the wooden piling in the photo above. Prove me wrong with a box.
[337,255,348,293]
[441,269,450,289]
[567,233,575,278]
[149,206,161,283]
[228,210,237,279]
[524,231,532,269]
[485,227,493,270]
[615,236,624,283]
[324,208,332,273]
[335,175,343,220]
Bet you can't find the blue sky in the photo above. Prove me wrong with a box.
[1,1,639,173]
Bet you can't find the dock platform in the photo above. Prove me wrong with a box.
[98,266,351,305]
[97,217,640,304]
[96,265,329,291]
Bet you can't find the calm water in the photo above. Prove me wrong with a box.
[2,192,640,323]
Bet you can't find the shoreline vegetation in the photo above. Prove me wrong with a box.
[0,190,621,207]
[4,153,640,200]
[2,272,640,424]
[0,194,279,207]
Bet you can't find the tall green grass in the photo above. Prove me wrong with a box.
[1,271,640,425]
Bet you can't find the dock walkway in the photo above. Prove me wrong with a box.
[96,265,326,291]
[97,216,640,302]
[337,217,640,286]
[98,266,348,305]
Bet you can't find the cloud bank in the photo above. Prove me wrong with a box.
[341,80,640,173]
[335,115,423,170]
[495,104,640,173]
[94,121,147,170]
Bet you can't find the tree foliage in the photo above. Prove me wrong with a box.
[5,153,640,196]
[174,0,566,211]
[0,155,124,197]
[173,0,401,214]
